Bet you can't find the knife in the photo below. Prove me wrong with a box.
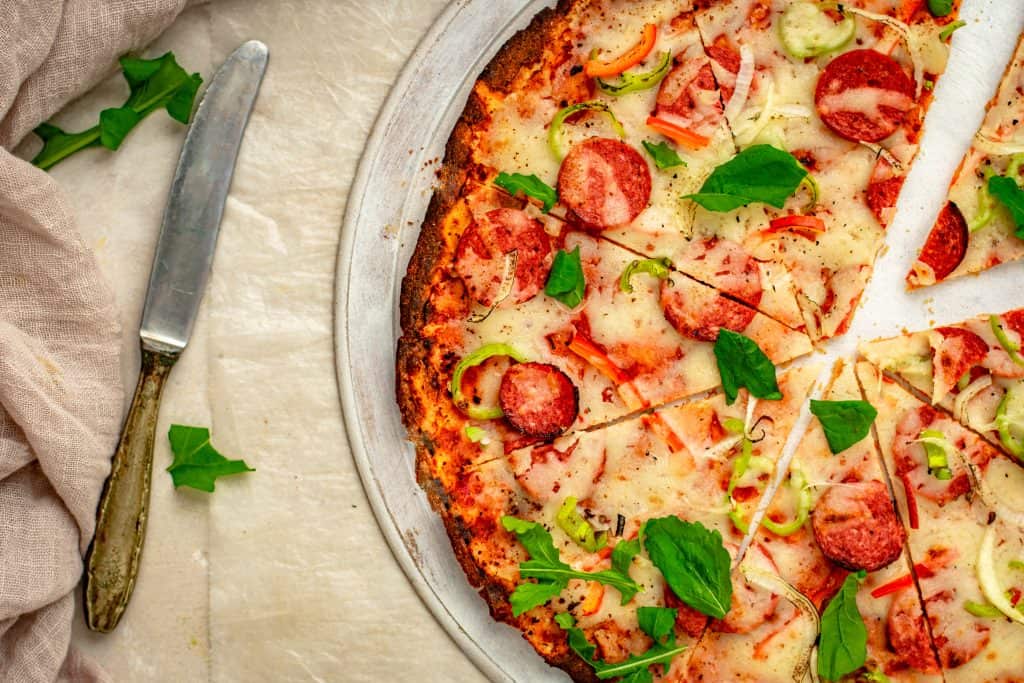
[84,40,269,633]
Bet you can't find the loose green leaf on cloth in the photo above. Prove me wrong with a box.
[32,52,202,170]
[167,425,254,493]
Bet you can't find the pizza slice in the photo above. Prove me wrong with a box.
[908,34,1024,289]
[694,360,942,682]
[671,0,962,341]
[856,361,1024,681]
[858,309,1024,463]
[442,366,818,682]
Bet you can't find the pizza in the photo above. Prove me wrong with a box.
[392,1,1024,681]
[908,34,1024,288]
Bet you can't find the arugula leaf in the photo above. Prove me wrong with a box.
[611,537,641,576]
[818,570,868,682]
[809,399,878,455]
[493,172,558,212]
[713,329,783,405]
[545,246,586,308]
[642,517,732,619]
[557,608,686,680]
[684,145,807,212]
[32,52,202,171]
[989,175,1024,238]
[642,140,686,170]
[501,517,641,616]
[167,425,254,493]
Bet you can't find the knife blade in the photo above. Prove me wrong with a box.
[84,40,269,633]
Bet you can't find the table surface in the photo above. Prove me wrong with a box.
[48,1,487,680]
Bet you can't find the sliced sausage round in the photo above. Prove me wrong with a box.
[815,49,915,143]
[684,238,763,308]
[930,326,989,400]
[557,138,651,231]
[926,589,992,669]
[654,55,725,137]
[886,587,942,674]
[454,208,553,307]
[916,202,969,282]
[499,362,579,439]
[663,587,709,638]
[660,277,756,342]
[811,480,906,572]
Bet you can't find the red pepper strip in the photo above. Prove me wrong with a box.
[568,330,630,385]
[767,215,826,237]
[899,471,920,530]
[1011,587,1022,607]
[645,115,711,150]
[585,23,658,78]
[871,563,935,599]
[568,329,686,451]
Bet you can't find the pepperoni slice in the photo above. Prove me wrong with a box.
[926,589,991,669]
[891,406,993,506]
[683,238,764,308]
[815,49,915,143]
[916,202,969,282]
[886,588,942,674]
[1004,309,1024,338]
[499,362,579,439]
[811,481,906,572]
[660,277,756,342]
[930,326,989,402]
[454,208,553,307]
[866,175,904,227]
[557,138,652,231]
[654,55,725,137]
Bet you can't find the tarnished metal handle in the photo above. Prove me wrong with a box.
[84,346,177,632]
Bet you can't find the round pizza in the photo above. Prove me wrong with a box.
[395,1,1024,681]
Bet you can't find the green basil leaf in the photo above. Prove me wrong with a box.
[684,145,807,212]
[809,399,878,454]
[501,516,641,616]
[642,517,732,619]
[989,175,1024,238]
[927,0,953,17]
[713,329,782,405]
[98,106,142,150]
[818,570,868,681]
[32,51,201,170]
[167,425,254,493]
[545,246,586,308]
[642,140,686,170]
[493,172,558,212]
[556,608,686,680]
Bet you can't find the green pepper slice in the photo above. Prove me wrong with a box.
[778,2,856,59]
[450,343,528,420]
[548,101,626,161]
[597,51,672,97]
[619,257,672,293]
[556,496,608,553]
[996,389,1024,461]
[991,314,1024,367]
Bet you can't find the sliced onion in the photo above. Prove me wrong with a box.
[744,396,759,435]
[467,250,518,323]
[724,44,755,123]
[973,134,1024,157]
[954,374,993,425]
[860,141,903,171]
[948,446,1024,528]
[697,433,744,463]
[809,648,821,683]
[740,566,819,680]
[839,6,923,96]
[977,525,1024,626]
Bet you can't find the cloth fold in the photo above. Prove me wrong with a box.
[0,1,195,680]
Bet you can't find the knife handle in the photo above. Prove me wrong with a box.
[84,346,177,633]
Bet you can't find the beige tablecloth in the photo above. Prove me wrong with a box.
[40,1,485,680]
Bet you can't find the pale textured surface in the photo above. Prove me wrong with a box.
[41,1,487,681]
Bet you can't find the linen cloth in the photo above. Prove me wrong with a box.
[0,1,196,680]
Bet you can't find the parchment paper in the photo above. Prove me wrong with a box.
[38,1,483,680]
